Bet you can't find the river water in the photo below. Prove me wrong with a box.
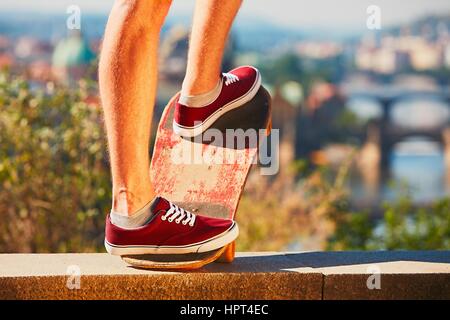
[348,95,450,204]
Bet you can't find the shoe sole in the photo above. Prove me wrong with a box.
[173,68,262,137]
[104,222,239,256]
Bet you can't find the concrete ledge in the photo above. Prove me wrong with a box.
[0,251,449,300]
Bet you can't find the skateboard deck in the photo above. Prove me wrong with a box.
[122,245,229,270]
[122,87,271,269]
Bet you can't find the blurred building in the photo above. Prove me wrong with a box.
[14,37,52,62]
[445,44,450,68]
[295,41,343,60]
[271,82,303,167]
[0,36,11,53]
[0,53,14,69]
[159,25,236,82]
[52,31,96,83]
[355,33,447,73]
[159,25,189,82]
[28,60,53,82]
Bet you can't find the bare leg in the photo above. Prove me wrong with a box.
[181,0,242,96]
[99,0,172,216]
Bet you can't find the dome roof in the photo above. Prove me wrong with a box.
[52,33,95,68]
[280,81,303,106]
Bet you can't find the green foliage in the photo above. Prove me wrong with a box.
[326,207,375,251]
[256,53,332,94]
[0,73,111,252]
[262,53,304,85]
[0,72,448,253]
[327,190,450,251]
[236,158,352,251]
[379,195,450,250]
[335,108,364,129]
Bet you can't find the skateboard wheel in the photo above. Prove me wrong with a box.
[216,241,235,263]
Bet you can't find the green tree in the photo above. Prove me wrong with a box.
[327,189,450,250]
[0,73,111,253]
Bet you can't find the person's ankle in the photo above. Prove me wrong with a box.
[180,76,222,107]
[112,186,156,216]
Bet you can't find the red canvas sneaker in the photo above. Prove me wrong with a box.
[104,196,238,255]
[173,66,261,137]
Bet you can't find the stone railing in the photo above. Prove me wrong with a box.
[0,251,449,299]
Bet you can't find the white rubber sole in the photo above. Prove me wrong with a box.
[173,69,262,138]
[105,222,239,256]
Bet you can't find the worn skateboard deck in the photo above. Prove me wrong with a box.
[122,245,228,271]
[123,87,271,270]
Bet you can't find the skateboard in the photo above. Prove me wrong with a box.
[121,86,272,270]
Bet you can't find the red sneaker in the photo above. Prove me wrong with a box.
[173,66,261,137]
[104,196,238,255]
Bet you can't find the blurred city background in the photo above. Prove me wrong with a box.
[0,0,449,253]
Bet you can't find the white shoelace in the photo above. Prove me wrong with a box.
[223,72,240,86]
[160,202,196,227]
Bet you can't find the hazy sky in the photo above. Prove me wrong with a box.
[1,0,450,30]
